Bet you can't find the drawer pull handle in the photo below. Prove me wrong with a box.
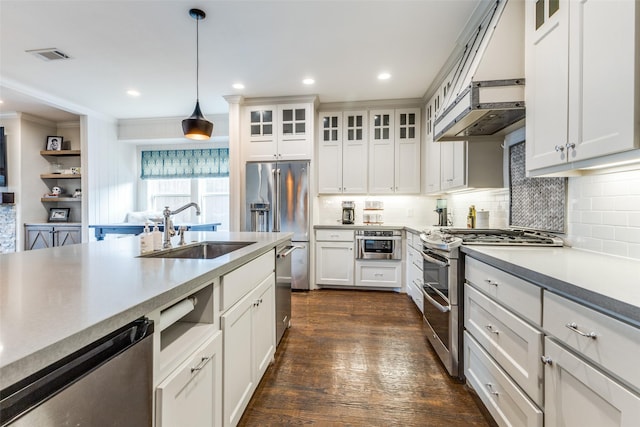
[191,356,211,373]
[565,322,597,339]
[485,383,499,396]
[540,356,553,365]
[485,325,500,335]
[484,279,498,287]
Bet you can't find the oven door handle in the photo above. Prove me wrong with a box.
[421,251,449,268]
[423,282,451,313]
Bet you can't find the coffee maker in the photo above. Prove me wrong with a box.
[342,201,355,224]
[435,198,448,226]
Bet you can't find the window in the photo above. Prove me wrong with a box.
[141,149,229,230]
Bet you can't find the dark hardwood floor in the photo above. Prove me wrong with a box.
[238,289,492,426]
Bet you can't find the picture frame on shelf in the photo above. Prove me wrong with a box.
[46,136,63,151]
[49,207,70,222]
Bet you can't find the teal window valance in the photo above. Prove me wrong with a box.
[141,148,229,179]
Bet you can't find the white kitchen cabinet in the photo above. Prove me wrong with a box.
[543,338,640,427]
[369,108,421,194]
[354,260,401,288]
[525,0,639,173]
[440,139,504,192]
[156,331,223,427]
[440,140,466,190]
[424,99,441,194]
[465,284,543,405]
[464,256,544,427]
[405,231,424,312]
[317,111,367,194]
[244,103,313,161]
[221,272,275,427]
[315,229,354,287]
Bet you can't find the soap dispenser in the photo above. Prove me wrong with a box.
[140,224,152,254]
[152,224,162,251]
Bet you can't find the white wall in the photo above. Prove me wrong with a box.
[86,115,136,230]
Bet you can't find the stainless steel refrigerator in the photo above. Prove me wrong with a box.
[245,161,309,290]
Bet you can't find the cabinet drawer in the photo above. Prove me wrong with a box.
[409,280,424,314]
[464,332,543,427]
[543,291,640,393]
[156,331,222,427]
[355,261,401,288]
[464,284,543,405]
[316,229,354,241]
[465,257,541,325]
[221,250,275,312]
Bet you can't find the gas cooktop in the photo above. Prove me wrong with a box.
[421,228,564,251]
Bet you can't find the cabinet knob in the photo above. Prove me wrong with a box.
[540,355,553,365]
[566,142,576,151]
[554,145,565,153]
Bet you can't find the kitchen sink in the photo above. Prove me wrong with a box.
[140,241,255,259]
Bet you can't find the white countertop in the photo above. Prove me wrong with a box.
[0,231,292,389]
[461,245,640,326]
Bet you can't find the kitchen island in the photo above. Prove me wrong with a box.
[0,231,292,390]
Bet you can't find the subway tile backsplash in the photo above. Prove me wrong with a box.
[315,170,640,261]
[567,170,640,259]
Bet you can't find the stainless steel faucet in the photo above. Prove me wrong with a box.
[162,203,201,248]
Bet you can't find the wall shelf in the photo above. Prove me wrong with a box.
[40,150,81,156]
[41,197,81,202]
[40,173,82,179]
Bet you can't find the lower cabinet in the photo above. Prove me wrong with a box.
[155,331,223,427]
[543,338,640,427]
[24,223,81,250]
[354,260,401,288]
[221,272,275,427]
[315,229,354,287]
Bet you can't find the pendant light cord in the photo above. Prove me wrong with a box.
[196,15,200,102]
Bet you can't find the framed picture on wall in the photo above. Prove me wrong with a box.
[49,207,70,222]
[46,136,63,151]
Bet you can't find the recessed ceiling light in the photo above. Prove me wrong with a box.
[232,83,245,90]
[303,78,315,85]
[127,90,141,97]
[378,72,391,80]
[0,100,3,104]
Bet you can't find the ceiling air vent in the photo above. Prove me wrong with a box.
[26,48,72,61]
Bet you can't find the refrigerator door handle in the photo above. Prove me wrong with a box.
[274,168,281,232]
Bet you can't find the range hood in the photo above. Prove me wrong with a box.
[433,0,525,142]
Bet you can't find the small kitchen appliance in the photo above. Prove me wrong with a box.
[435,199,448,226]
[342,201,355,225]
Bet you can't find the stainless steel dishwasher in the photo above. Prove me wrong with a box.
[0,317,154,426]
[275,242,296,345]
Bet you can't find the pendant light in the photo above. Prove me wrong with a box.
[182,8,213,140]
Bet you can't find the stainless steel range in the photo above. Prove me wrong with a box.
[419,228,563,378]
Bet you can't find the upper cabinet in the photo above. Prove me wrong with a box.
[244,103,314,161]
[317,111,368,194]
[424,99,441,194]
[369,108,421,194]
[526,0,639,173]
